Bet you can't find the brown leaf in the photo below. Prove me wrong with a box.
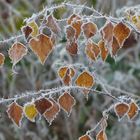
[0,53,5,66]
[114,102,129,119]
[34,98,52,115]
[113,22,131,47]
[101,21,114,47]
[8,42,27,66]
[127,101,139,120]
[58,92,75,115]
[111,37,120,56]
[46,15,61,35]
[85,40,100,61]
[22,25,33,40]
[75,71,94,88]
[67,14,82,39]
[58,66,75,79]
[66,40,78,55]
[66,25,76,42]
[43,98,60,124]
[7,102,23,127]
[79,134,92,140]
[82,22,98,39]
[98,40,108,61]
[29,33,53,64]
[63,68,71,86]
[96,130,107,140]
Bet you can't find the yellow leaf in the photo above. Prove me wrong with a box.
[28,21,39,37]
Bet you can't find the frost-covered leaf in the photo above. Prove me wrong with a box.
[82,22,98,39]
[66,40,78,55]
[0,53,5,66]
[29,33,53,65]
[24,102,38,122]
[43,98,60,125]
[66,25,76,42]
[8,42,27,66]
[28,21,39,37]
[7,102,23,127]
[79,134,92,140]
[34,98,52,115]
[96,130,107,140]
[58,92,75,115]
[22,25,33,40]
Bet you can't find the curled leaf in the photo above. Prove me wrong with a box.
[58,92,75,115]
[66,25,76,42]
[82,22,98,39]
[29,33,53,65]
[28,21,39,37]
[111,37,120,56]
[8,42,27,66]
[85,40,100,61]
[43,98,60,124]
[22,25,33,40]
[7,102,23,127]
[66,40,78,55]
[98,40,108,61]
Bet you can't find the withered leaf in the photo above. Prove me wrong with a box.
[98,40,108,61]
[96,130,107,140]
[79,134,92,140]
[67,14,82,39]
[114,102,129,119]
[28,21,39,37]
[7,102,23,127]
[113,22,131,47]
[22,25,33,40]
[43,98,60,124]
[29,33,53,65]
[46,15,61,35]
[8,42,27,66]
[85,40,100,61]
[63,68,71,86]
[82,22,98,39]
[24,102,38,122]
[101,21,114,47]
[58,66,75,79]
[75,71,94,88]
[111,37,120,56]
[66,40,78,55]
[34,98,52,115]
[127,101,139,120]
[58,92,75,115]
[0,53,5,66]
[66,25,76,42]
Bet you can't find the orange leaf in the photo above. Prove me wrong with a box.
[46,15,61,35]
[63,68,71,86]
[111,37,120,56]
[29,33,53,64]
[58,66,75,79]
[34,98,52,115]
[98,40,108,61]
[75,71,94,88]
[79,134,92,140]
[67,14,82,39]
[113,22,131,47]
[85,40,100,61]
[8,42,27,66]
[82,22,98,39]
[0,53,5,66]
[96,130,107,140]
[66,25,76,42]
[114,102,129,119]
[43,98,60,124]
[101,21,114,47]
[127,101,139,120]
[58,92,75,115]
[66,40,78,55]
[7,102,23,127]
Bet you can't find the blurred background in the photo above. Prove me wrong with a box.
[0,0,140,140]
